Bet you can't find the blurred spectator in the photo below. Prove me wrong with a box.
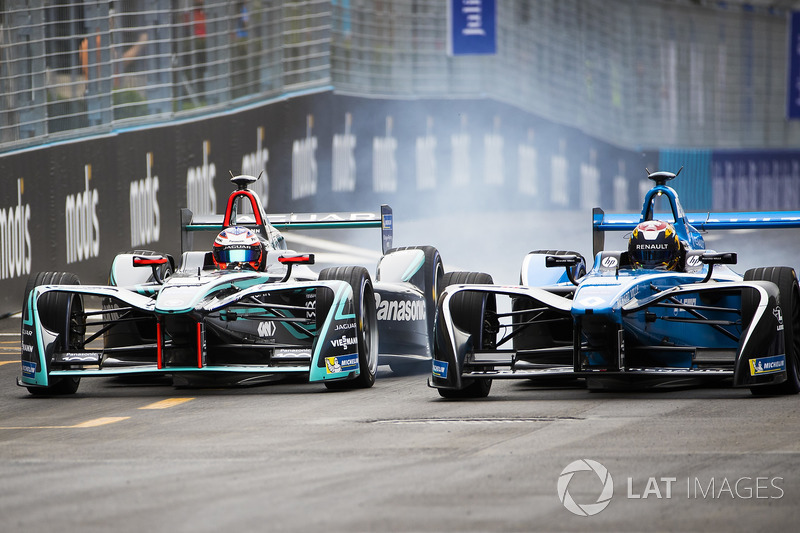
[187,0,207,96]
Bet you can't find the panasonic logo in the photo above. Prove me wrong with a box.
[375,293,426,322]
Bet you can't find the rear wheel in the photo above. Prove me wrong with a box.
[380,246,444,375]
[437,271,495,399]
[319,266,379,389]
[744,267,800,396]
[23,272,84,395]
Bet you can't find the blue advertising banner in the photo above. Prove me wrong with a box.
[447,0,496,56]
[787,11,800,119]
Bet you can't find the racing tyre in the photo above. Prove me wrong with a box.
[744,267,800,396]
[437,271,495,399]
[380,246,444,375]
[319,266,379,389]
[22,272,84,395]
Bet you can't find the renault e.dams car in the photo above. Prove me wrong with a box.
[19,174,446,395]
[430,170,800,398]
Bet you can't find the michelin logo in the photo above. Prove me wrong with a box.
[432,360,448,379]
[325,355,359,374]
[749,355,786,376]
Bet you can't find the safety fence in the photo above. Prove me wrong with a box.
[2,0,799,154]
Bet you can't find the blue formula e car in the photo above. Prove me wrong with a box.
[430,170,800,398]
[19,174,446,395]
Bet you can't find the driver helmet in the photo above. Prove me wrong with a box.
[212,226,264,271]
[628,220,681,271]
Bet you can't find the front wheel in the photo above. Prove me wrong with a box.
[319,266,379,389]
[436,271,495,399]
[745,266,800,396]
[22,272,84,395]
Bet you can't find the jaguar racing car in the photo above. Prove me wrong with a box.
[19,174,445,395]
[430,170,800,398]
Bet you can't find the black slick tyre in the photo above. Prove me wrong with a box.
[437,271,495,399]
[23,272,84,395]
[319,266,379,389]
[744,267,800,396]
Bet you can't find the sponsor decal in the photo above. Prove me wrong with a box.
[0,178,32,280]
[65,165,100,264]
[241,127,269,208]
[325,354,359,374]
[257,321,276,338]
[518,128,538,196]
[451,114,471,186]
[186,140,217,216]
[273,348,311,359]
[375,293,426,322]
[416,116,437,190]
[601,256,618,268]
[330,335,358,349]
[685,254,702,268]
[749,355,786,376]
[334,322,355,331]
[332,112,357,192]
[483,116,504,186]
[774,306,784,331]
[22,360,36,378]
[56,352,102,363]
[292,115,318,199]
[432,360,448,379]
[130,153,161,247]
[373,116,397,192]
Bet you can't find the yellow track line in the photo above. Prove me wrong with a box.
[0,417,130,430]
[139,398,195,409]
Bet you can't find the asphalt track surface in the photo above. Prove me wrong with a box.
[2,210,800,532]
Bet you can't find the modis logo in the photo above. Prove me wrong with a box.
[130,153,160,247]
[332,112,356,192]
[187,141,216,215]
[373,116,397,192]
[65,165,100,264]
[0,178,32,280]
[292,115,317,199]
[241,127,269,208]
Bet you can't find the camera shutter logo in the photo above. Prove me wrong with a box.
[557,459,614,516]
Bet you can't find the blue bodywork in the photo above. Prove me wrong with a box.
[430,171,800,396]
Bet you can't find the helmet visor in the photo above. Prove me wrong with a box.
[634,247,674,269]
[216,247,260,264]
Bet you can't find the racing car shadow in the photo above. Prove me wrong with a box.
[507,377,762,400]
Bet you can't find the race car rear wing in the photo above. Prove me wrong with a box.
[181,204,394,255]
[592,208,800,256]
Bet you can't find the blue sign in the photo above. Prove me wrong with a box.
[787,12,800,119]
[448,0,496,56]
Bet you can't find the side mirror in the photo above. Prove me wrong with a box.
[545,254,582,286]
[277,253,315,282]
[699,252,737,282]
[132,255,170,284]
